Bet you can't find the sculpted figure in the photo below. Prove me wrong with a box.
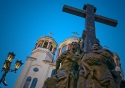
[77,43,122,88]
[55,42,83,88]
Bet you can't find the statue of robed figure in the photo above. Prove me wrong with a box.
[55,42,84,88]
[77,43,122,88]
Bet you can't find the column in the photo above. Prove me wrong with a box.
[47,42,52,49]
[41,40,45,47]
[40,40,44,47]
[56,48,61,58]
[35,40,44,49]
[67,43,71,50]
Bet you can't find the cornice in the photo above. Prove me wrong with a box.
[26,56,37,61]
[43,60,55,66]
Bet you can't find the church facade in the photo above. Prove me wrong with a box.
[14,36,124,88]
[14,36,57,88]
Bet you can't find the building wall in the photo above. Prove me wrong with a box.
[15,36,124,88]
[14,57,36,88]
[14,48,54,88]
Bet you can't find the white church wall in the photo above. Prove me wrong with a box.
[14,57,36,88]
[14,36,57,88]
[26,65,43,88]
[45,53,53,62]
[31,48,47,60]
[31,48,53,62]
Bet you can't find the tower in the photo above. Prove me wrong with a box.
[56,36,80,58]
[42,36,81,88]
[14,36,58,88]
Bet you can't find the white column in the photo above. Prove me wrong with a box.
[40,40,44,47]
[47,42,52,49]
[41,40,45,47]
[56,48,61,58]
[67,43,71,50]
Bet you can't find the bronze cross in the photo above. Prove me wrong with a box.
[62,4,118,52]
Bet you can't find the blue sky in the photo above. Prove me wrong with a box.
[0,0,125,88]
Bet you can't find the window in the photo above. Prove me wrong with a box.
[51,69,56,78]
[61,45,67,53]
[23,77,32,88]
[33,67,39,72]
[43,42,48,48]
[50,45,53,51]
[30,78,38,88]
[37,43,42,47]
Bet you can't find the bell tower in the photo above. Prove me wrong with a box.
[14,36,58,88]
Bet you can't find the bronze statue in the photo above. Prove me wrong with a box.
[55,42,83,88]
[43,42,122,88]
[42,41,84,88]
[77,43,122,88]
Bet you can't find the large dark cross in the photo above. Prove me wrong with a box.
[62,4,118,52]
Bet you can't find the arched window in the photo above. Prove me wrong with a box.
[37,41,43,48]
[61,45,67,54]
[37,43,41,47]
[43,41,48,48]
[23,77,32,88]
[30,78,38,88]
[50,45,53,51]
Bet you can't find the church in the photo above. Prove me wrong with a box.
[14,35,124,88]
[13,3,125,88]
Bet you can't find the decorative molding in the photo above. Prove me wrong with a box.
[30,64,42,68]
[38,36,58,47]
[26,56,37,61]
[43,60,55,66]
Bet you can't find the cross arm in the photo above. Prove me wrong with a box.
[95,14,118,27]
[62,4,118,27]
[62,5,86,18]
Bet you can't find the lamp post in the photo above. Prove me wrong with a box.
[0,52,23,86]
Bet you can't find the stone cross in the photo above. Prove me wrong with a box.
[62,4,118,52]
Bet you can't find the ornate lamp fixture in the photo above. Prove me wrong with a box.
[14,60,23,71]
[0,52,23,86]
[7,52,15,61]
[2,60,12,71]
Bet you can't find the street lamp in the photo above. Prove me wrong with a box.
[14,60,23,71]
[0,52,23,86]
